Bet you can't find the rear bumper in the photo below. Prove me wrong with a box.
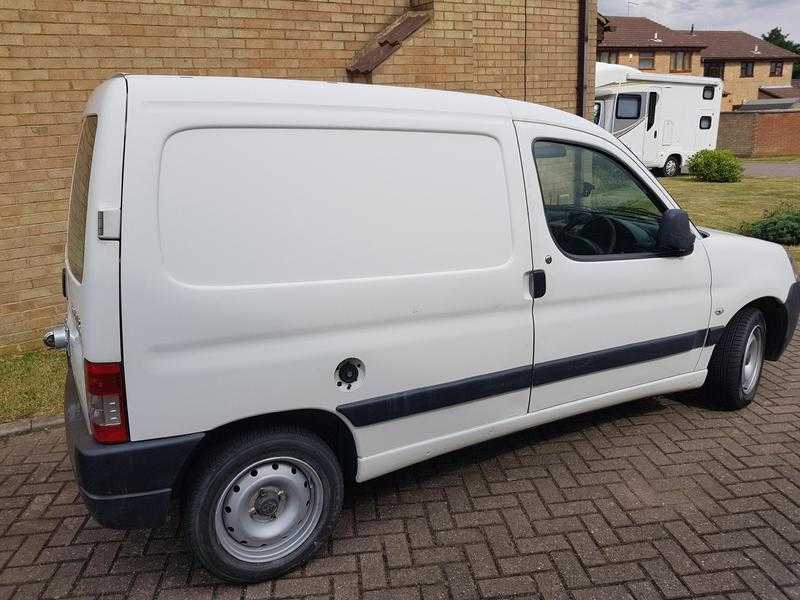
[64,368,204,529]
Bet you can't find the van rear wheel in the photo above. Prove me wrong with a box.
[662,156,681,177]
[703,307,766,410]
[183,426,344,582]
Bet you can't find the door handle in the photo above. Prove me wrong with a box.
[654,130,658,138]
[530,270,546,299]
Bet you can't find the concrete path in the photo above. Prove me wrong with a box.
[742,160,800,178]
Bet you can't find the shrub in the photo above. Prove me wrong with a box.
[686,149,742,182]
[741,203,800,245]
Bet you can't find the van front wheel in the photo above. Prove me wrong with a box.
[703,307,766,410]
[183,426,344,582]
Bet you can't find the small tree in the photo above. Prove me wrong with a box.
[762,27,800,79]
[686,149,742,183]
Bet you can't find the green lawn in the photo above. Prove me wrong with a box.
[660,176,800,260]
[0,350,67,424]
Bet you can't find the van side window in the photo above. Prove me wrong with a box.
[646,92,658,130]
[702,86,715,100]
[532,141,666,258]
[616,94,641,119]
[67,115,98,282]
[699,116,712,129]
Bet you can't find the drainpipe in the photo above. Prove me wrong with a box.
[576,0,591,117]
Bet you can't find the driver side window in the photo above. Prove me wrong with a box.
[533,140,665,258]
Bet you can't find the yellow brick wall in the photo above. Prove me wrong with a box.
[0,0,595,354]
[720,60,794,110]
[611,49,702,76]
[374,0,596,114]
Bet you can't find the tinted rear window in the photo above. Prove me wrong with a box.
[67,115,97,282]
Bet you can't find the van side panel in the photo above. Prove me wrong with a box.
[121,77,534,460]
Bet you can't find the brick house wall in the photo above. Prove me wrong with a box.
[371,0,597,115]
[717,109,800,156]
[717,60,794,110]
[608,49,703,76]
[0,0,596,354]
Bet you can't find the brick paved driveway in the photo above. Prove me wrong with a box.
[1,335,799,600]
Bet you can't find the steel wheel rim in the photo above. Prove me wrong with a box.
[665,160,677,176]
[741,325,764,395]
[214,457,324,563]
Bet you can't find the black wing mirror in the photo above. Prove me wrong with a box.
[657,208,695,256]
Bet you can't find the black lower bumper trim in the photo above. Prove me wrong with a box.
[64,368,204,529]
[776,281,800,358]
[79,487,173,530]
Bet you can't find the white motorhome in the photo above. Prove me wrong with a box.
[47,75,798,583]
[594,63,723,176]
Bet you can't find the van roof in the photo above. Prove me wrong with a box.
[122,75,594,131]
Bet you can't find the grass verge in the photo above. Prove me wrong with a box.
[0,350,67,424]
[660,176,800,260]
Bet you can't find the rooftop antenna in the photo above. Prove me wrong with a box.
[626,0,638,16]
[690,24,695,35]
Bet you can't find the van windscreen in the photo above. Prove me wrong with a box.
[67,115,98,282]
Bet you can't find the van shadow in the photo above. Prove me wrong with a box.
[347,391,699,498]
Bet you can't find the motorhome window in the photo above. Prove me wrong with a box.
[532,140,666,258]
[740,62,754,77]
[670,50,691,72]
[702,86,715,100]
[699,116,712,129]
[599,51,618,64]
[616,95,641,119]
[646,92,658,130]
[639,51,655,70]
[67,115,98,283]
[770,61,783,77]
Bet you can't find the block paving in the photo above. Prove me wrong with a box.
[1,332,799,599]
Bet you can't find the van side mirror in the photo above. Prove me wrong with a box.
[657,208,695,256]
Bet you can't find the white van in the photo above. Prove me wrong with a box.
[594,63,723,176]
[47,75,799,583]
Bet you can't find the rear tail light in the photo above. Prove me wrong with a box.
[84,360,129,444]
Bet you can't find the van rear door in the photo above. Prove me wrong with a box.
[64,76,127,427]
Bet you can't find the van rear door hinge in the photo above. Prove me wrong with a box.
[97,209,121,241]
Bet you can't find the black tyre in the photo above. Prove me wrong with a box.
[703,307,766,410]
[663,156,681,177]
[183,426,344,583]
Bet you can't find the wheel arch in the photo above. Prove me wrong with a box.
[728,295,788,361]
[175,409,359,497]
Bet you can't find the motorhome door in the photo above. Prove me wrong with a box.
[642,90,661,165]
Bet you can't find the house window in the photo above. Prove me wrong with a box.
[770,61,783,76]
[639,50,655,70]
[599,50,619,64]
[704,61,724,79]
[670,50,691,72]
[740,61,754,77]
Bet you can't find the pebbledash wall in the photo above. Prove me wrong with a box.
[717,110,800,157]
[0,0,597,355]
